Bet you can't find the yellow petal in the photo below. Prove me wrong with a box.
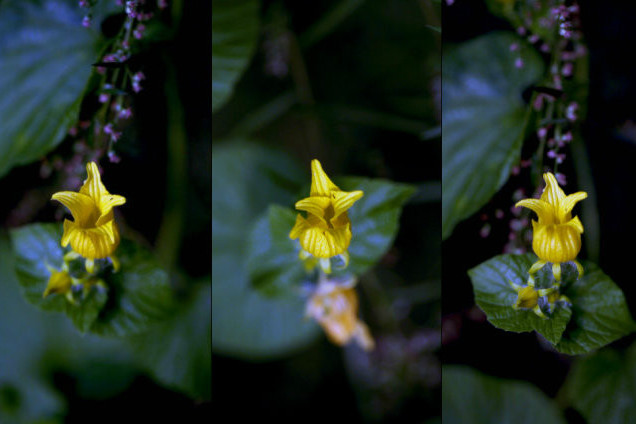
[515,286,539,309]
[540,172,565,206]
[295,196,330,222]
[95,194,126,226]
[66,221,120,259]
[299,224,351,258]
[43,270,72,298]
[558,191,587,221]
[332,190,363,218]
[61,219,79,248]
[565,215,584,234]
[310,159,339,197]
[515,198,552,223]
[290,214,310,240]
[79,162,108,202]
[52,191,99,227]
[532,222,582,263]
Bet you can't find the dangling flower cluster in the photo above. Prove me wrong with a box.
[72,0,166,165]
[52,162,126,275]
[289,159,363,274]
[305,275,374,351]
[510,172,586,318]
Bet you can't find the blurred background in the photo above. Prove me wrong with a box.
[442,1,636,423]
[212,0,441,422]
[0,0,210,422]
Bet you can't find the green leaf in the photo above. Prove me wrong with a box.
[442,31,544,239]
[0,0,101,178]
[554,262,636,355]
[565,344,636,424]
[10,223,175,337]
[212,0,260,113]
[469,253,636,354]
[0,233,139,422]
[247,205,306,297]
[338,177,416,276]
[443,366,566,424]
[469,254,572,346]
[212,141,320,359]
[131,282,211,400]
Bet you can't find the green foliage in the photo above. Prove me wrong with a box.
[0,234,136,422]
[247,205,306,297]
[565,344,636,424]
[338,177,416,275]
[212,0,260,113]
[131,282,211,400]
[469,253,636,354]
[442,31,544,239]
[443,366,566,424]
[212,141,320,359]
[469,254,572,345]
[0,0,101,178]
[10,223,175,337]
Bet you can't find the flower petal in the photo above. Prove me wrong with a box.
[66,220,120,259]
[540,172,565,206]
[299,224,351,258]
[295,196,330,222]
[558,191,587,221]
[79,162,108,202]
[95,194,126,226]
[52,192,98,227]
[565,215,584,234]
[515,198,552,223]
[290,214,310,240]
[332,190,363,218]
[310,159,339,197]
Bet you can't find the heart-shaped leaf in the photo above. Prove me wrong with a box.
[442,31,544,239]
[0,0,102,177]
[10,223,175,337]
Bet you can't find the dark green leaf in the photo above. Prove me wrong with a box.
[212,0,260,113]
[10,223,175,337]
[469,254,572,345]
[247,205,306,297]
[338,177,416,276]
[212,141,320,359]
[0,232,152,421]
[131,282,211,400]
[470,253,636,354]
[442,31,544,239]
[0,0,101,177]
[565,344,636,424]
[555,262,636,355]
[443,366,566,424]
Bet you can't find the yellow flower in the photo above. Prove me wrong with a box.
[515,172,587,281]
[515,285,539,309]
[289,159,363,263]
[52,162,126,272]
[306,277,374,351]
[44,269,73,299]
